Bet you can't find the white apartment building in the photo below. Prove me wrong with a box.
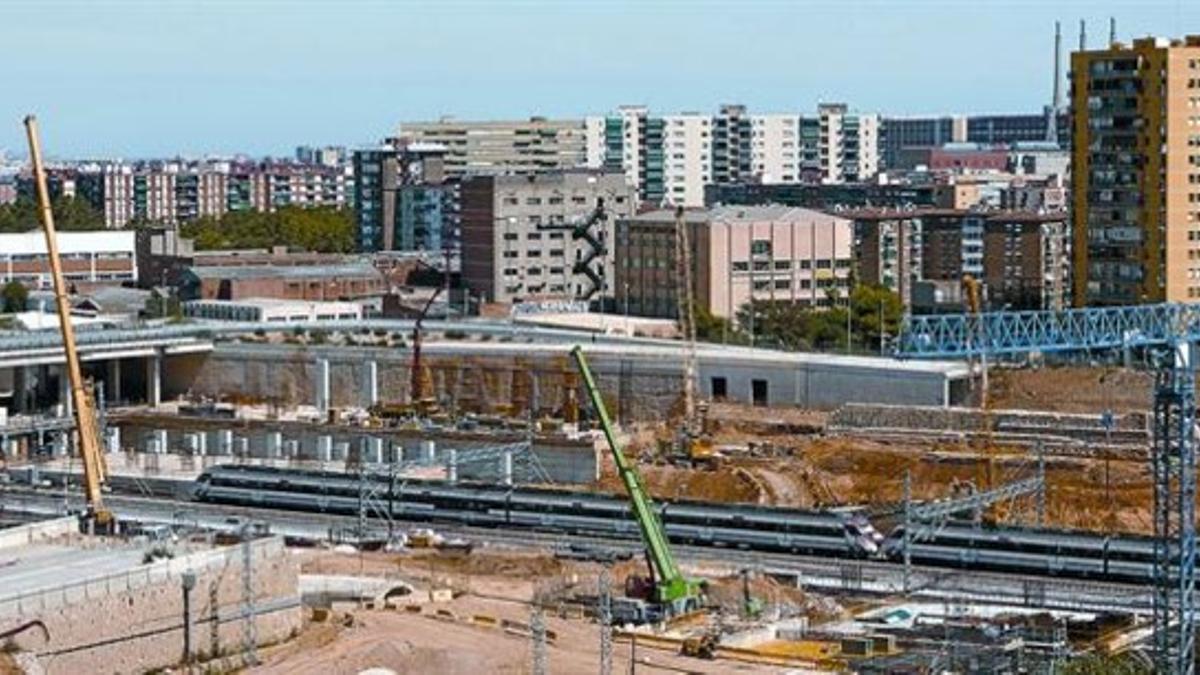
[662,114,712,207]
[818,104,880,184]
[749,114,803,184]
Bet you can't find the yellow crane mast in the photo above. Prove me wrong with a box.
[24,116,111,525]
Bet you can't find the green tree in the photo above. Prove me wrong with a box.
[733,284,902,354]
[142,289,181,320]
[849,284,904,354]
[179,206,353,253]
[693,303,745,344]
[1,281,28,313]
[0,196,104,232]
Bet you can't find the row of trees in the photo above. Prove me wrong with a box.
[0,196,106,232]
[180,206,355,253]
[694,284,904,354]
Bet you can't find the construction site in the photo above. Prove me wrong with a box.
[1,119,1197,675]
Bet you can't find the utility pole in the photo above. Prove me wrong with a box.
[181,571,196,667]
[531,604,547,675]
[240,527,258,667]
[599,567,613,675]
[902,469,912,594]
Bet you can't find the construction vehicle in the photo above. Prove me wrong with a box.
[409,283,444,415]
[667,206,717,468]
[571,345,704,620]
[23,116,112,530]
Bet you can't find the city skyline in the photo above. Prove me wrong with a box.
[4,0,1199,158]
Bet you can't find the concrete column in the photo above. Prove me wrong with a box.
[267,432,282,458]
[195,432,206,457]
[59,369,72,418]
[362,361,378,408]
[146,352,162,407]
[389,442,403,465]
[285,439,300,460]
[155,429,169,455]
[446,448,458,484]
[317,435,333,463]
[106,427,121,454]
[106,359,122,404]
[502,450,513,486]
[184,433,199,455]
[422,440,436,464]
[218,430,233,456]
[333,441,350,462]
[235,437,249,459]
[315,359,330,413]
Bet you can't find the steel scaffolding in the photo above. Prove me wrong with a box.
[898,306,1197,671]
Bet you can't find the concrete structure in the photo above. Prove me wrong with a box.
[460,170,635,305]
[183,298,364,323]
[880,112,1070,169]
[179,262,385,302]
[0,230,137,288]
[1070,35,1200,305]
[396,117,589,177]
[180,340,970,415]
[616,205,854,319]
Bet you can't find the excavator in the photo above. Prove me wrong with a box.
[571,346,705,621]
[24,116,111,529]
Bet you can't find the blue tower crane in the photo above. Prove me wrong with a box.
[898,303,1197,675]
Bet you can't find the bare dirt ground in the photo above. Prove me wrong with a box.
[599,440,1151,534]
[250,549,786,675]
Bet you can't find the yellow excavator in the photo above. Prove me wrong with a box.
[24,116,111,529]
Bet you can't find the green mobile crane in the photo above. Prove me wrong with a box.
[570,345,705,618]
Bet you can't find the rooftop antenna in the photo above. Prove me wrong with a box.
[1048,22,1062,145]
[1079,19,1087,51]
[1109,17,1116,45]
[1053,21,1063,110]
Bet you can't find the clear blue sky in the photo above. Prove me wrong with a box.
[3,0,1198,159]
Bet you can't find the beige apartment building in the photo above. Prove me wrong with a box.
[397,117,589,178]
[615,205,853,320]
[461,171,635,306]
[1071,35,1200,305]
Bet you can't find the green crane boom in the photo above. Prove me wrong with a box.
[570,346,702,612]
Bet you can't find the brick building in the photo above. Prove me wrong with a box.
[179,262,385,302]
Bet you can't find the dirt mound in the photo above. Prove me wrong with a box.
[400,550,566,578]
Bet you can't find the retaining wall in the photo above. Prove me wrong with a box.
[0,537,301,674]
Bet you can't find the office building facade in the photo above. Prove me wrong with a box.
[615,205,854,320]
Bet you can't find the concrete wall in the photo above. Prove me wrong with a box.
[0,517,77,550]
[167,342,966,424]
[0,537,301,675]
